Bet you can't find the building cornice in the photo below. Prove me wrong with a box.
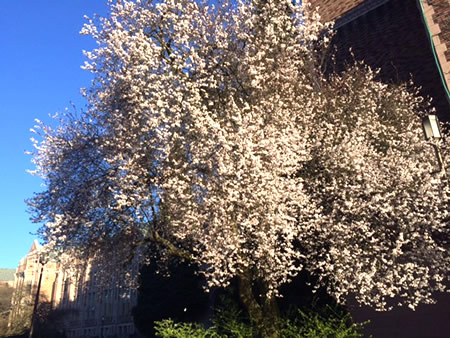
[334,0,391,29]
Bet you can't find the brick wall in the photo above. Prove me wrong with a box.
[422,0,450,97]
[307,0,364,22]
[427,0,450,61]
[330,0,449,120]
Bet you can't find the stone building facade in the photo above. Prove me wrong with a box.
[8,241,142,338]
[8,240,58,329]
[54,261,141,338]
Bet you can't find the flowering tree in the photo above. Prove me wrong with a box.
[29,0,449,336]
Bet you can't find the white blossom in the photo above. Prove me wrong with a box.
[29,0,449,310]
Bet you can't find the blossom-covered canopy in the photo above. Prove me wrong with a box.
[29,0,449,311]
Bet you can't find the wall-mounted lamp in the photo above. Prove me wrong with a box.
[422,114,446,175]
[422,114,442,140]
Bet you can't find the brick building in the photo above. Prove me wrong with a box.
[308,0,449,121]
[306,1,450,336]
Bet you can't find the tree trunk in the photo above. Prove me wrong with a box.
[238,270,280,338]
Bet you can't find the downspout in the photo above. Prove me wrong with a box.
[29,264,44,338]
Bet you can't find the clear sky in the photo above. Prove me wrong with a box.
[0,1,109,268]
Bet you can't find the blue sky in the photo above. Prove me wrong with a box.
[0,1,109,268]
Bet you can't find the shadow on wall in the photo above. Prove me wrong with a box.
[31,301,72,338]
[347,291,450,338]
[52,259,143,338]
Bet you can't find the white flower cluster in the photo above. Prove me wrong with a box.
[29,0,448,309]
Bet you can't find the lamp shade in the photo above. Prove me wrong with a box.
[422,115,441,140]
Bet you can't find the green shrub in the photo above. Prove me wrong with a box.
[154,302,367,338]
[281,306,367,338]
[154,319,218,338]
[212,296,253,338]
